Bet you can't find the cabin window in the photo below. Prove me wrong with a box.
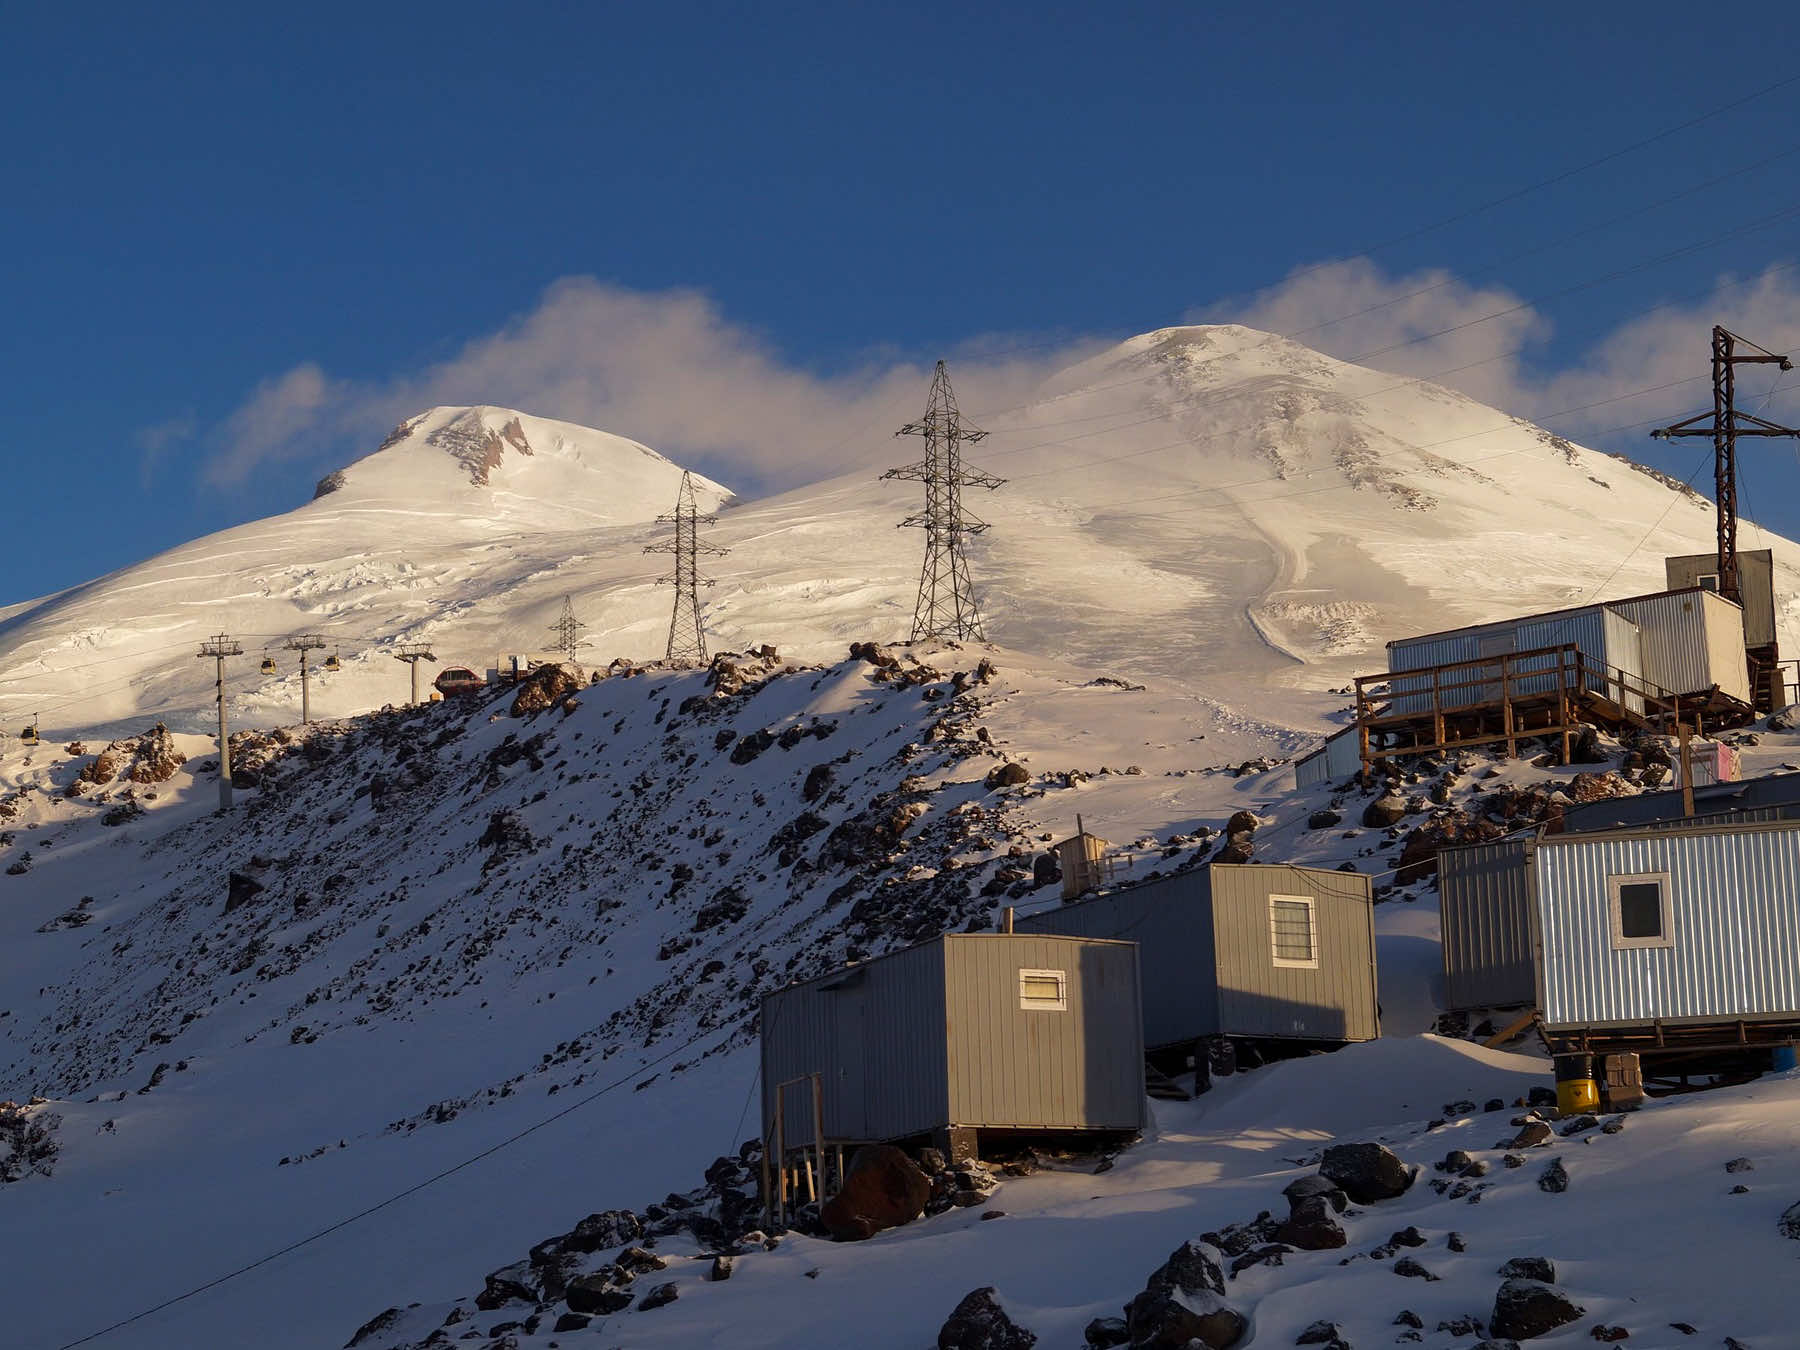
[1018,969,1067,1011]
[1696,573,1721,593]
[1608,872,1675,949]
[1269,895,1319,968]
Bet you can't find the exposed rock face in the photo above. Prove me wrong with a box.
[1498,1256,1555,1283]
[224,871,265,913]
[1318,1141,1414,1203]
[936,1287,1038,1350]
[511,663,582,716]
[820,1144,931,1240]
[1490,1279,1584,1340]
[1275,1194,1346,1250]
[1394,810,1506,884]
[80,725,188,788]
[1780,1199,1800,1240]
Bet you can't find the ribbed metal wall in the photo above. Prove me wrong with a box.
[1439,838,1536,1010]
[1296,727,1362,789]
[1386,604,1630,715]
[1534,825,1800,1029]
[1017,869,1219,1048]
[1606,590,1749,704]
[1210,865,1380,1040]
[1563,772,1800,832]
[761,940,947,1146]
[1020,864,1378,1045]
[943,934,1144,1131]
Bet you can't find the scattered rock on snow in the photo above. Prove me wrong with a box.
[936,1286,1037,1350]
[1318,1141,1414,1203]
[1123,1240,1245,1350]
[1499,1256,1555,1283]
[1538,1158,1569,1193]
[1490,1279,1584,1340]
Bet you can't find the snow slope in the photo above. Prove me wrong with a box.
[4,326,1797,746]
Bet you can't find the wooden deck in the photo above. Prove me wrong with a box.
[1354,643,1691,769]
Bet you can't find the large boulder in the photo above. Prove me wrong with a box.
[985,763,1031,790]
[1281,1174,1348,1213]
[1362,793,1408,829]
[1318,1142,1414,1203]
[1274,1195,1346,1250]
[1490,1279,1583,1340]
[937,1287,1037,1350]
[1123,1241,1245,1349]
[563,1274,633,1315]
[820,1144,931,1240]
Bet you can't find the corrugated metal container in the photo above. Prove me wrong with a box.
[1296,727,1362,789]
[1385,603,1641,716]
[1017,864,1378,1047]
[1666,549,1776,648]
[1606,589,1750,704]
[1439,837,1536,1010]
[1532,822,1800,1031]
[761,933,1144,1148]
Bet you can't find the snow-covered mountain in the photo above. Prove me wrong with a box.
[4,326,1796,745]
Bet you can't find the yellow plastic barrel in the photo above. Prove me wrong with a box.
[1554,1053,1599,1114]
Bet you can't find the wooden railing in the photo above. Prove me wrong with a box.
[1353,643,1681,765]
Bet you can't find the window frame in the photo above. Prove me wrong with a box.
[1695,572,1721,593]
[1269,894,1320,969]
[1018,968,1068,1012]
[1607,871,1675,950]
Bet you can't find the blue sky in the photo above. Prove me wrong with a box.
[5,4,1799,599]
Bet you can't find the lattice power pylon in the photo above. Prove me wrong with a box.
[645,471,728,664]
[882,360,1005,643]
[548,595,587,665]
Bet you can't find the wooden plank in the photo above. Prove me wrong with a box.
[1485,1007,1538,1047]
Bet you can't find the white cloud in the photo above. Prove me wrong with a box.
[204,279,1106,493]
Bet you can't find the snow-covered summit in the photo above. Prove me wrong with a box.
[311,404,731,524]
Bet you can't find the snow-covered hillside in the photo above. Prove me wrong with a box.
[5,631,1800,1349]
[4,327,1797,745]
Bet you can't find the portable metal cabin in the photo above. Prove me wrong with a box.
[760,933,1144,1154]
[1666,549,1776,647]
[1440,778,1800,1012]
[1603,588,1750,705]
[1296,727,1361,789]
[1386,602,1645,716]
[1532,820,1800,1042]
[1017,864,1379,1049]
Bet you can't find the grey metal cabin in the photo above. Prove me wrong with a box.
[760,933,1145,1155]
[1532,820,1800,1049]
[1017,864,1379,1049]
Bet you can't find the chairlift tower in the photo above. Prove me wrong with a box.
[548,595,587,666]
[393,642,437,706]
[645,471,729,664]
[1652,327,1799,708]
[195,633,243,810]
[882,360,1004,643]
[281,634,329,725]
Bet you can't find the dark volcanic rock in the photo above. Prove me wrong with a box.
[563,1275,632,1315]
[820,1144,931,1240]
[1275,1195,1346,1250]
[1123,1241,1245,1349]
[1282,1174,1349,1213]
[1491,1279,1583,1340]
[1498,1256,1555,1283]
[1319,1141,1414,1203]
[937,1287,1037,1350]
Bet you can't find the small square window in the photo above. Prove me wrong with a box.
[1696,573,1721,593]
[1019,969,1067,1011]
[1270,895,1318,968]
[1608,873,1674,949]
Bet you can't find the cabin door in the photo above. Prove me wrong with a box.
[828,981,869,1142]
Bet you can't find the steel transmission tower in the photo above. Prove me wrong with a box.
[1652,326,1798,709]
[549,595,587,665]
[882,360,1004,642]
[645,471,728,664]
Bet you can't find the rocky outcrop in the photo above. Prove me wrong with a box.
[511,663,582,716]
[1362,793,1408,828]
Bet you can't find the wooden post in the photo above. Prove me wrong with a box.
[1501,653,1516,759]
[811,1073,826,1205]
[773,1091,787,1226]
[1356,678,1372,777]
[1556,649,1572,764]
[1679,720,1696,817]
[1431,665,1445,752]
[1001,906,1015,934]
